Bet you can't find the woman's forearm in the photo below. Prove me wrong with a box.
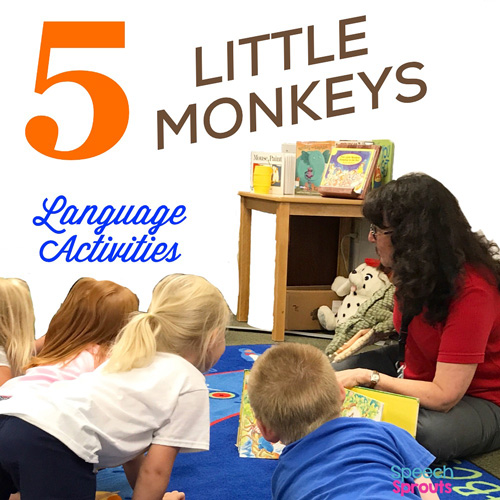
[335,362,477,412]
[375,372,458,411]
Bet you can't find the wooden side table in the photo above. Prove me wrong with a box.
[237,191,364,341]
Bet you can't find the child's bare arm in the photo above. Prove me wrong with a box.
[122,453,145,488]
[415,476,440,499]
[0,366,12,386]
[131,444,180,500]
[34,335,46,354]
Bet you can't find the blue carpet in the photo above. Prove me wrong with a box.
[97,345,500,499]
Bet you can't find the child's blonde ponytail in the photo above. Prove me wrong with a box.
[104,312,158,372]
[105,274,229,373]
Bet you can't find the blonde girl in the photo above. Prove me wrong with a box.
[0,274,229,500]
[0,279,35,385]
[1,277,138,395]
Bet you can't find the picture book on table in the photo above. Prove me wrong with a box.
[295,141,336,195]
[334,140,394,190]
[250,151,295,195]
[318,142,381,199]
[372,139,395,189]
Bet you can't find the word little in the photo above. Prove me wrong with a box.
[157,16,427,146]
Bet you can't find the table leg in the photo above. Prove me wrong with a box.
[337,218,355,277]
[237,197,252,321]
[272,203,290,341]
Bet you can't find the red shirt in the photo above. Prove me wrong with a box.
[393,266,500,406]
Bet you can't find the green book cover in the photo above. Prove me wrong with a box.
[372,139,394,188]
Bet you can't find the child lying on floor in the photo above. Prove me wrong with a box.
[247,343,442,500]
[0,274,229,500]
[1,277,138,395]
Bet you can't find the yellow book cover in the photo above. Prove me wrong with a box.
[350,386,419,438]
[318,143,380,199]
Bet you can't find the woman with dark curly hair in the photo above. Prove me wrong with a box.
[334,172,500,461]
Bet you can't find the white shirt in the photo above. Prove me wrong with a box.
[0,346,98,396]
[0,346,9,368]
[0,352,209,467]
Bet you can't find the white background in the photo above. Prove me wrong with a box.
[1,1,499,335]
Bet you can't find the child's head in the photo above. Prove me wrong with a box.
[247,343,344,445]
[28,277,139,369]
[0,278,35,377]
[105,274,230,373]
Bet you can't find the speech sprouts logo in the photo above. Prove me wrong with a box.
[391,465,453,496]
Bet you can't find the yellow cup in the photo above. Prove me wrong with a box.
[253,165,273,194]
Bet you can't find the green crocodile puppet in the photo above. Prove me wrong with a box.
[325,283,396,363]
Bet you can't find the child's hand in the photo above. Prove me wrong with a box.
[163,491,185,500]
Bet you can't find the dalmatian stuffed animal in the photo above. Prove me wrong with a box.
[317,258,391,331]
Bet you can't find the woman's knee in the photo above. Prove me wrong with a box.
[417,397,500,461]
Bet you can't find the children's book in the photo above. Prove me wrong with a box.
[250,151,295,195]
[341,389,384,420]
[350,386,420,438]
[237,370,285,459]
[281,143,296,154]
[318,142,381,199]
[372,139,394,189]
[295,141,336,195]
[333,139,394,189]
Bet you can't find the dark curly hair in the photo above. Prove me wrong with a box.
[363,173,500,324]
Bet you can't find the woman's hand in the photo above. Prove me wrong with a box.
[336,363,478,412]
[334,368,371,389]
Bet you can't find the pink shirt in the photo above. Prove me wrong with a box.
[0,345,99,396]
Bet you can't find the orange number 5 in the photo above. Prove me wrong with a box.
[26,21,129,160]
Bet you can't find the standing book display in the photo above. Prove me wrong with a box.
[372,139,394,189]
[294,140,336,195]
[237,370,420,459]
[318,142,381,199]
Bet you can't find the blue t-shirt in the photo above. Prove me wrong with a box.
[272,417,435,500]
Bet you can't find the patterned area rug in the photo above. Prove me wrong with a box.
[97,345,500,499]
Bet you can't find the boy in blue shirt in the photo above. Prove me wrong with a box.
[247,343,444,499]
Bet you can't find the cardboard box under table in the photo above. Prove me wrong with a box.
[285,286,340,330]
